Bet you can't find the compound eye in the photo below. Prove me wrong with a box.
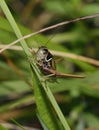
[43,48,48,54]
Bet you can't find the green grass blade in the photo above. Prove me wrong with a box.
[11,119,26,130]
[0,1,71,129]
[0,125,9,130]
[0,0,31,57]
[31,65,62,130]
[30,63,71,130]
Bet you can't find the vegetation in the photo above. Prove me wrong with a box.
[0,0,99,130]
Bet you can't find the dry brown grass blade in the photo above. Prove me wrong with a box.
[0,13,99,53]
[0,45,99,67]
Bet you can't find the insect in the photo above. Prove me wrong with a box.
[35,46,85,78]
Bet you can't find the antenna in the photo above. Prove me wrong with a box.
[44,33,56,47]
[34,34,56,48]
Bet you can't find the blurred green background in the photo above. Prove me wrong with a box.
[0,0,99,130]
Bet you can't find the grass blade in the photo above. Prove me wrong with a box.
[0,1,71,129]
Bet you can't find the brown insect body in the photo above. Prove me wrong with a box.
[36,46,56,75]
[36,46,85,78]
